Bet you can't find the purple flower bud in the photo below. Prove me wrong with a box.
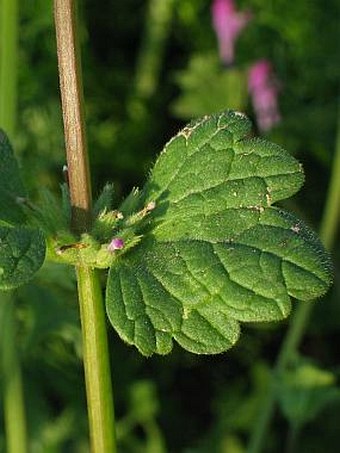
[107,237,125,252]
[248,59,281,132]
[211,0,251,66]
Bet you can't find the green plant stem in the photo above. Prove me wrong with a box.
[319,96,340,249]
[53,1,117,451]
[0,0,18,138]
[247,99,340,453]
[0,1,28,452]
[0,293,28,453]
[54,0,92,233]
[76,267,116,453]
[128,0,175,119]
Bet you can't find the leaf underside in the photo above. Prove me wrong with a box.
[106,111,332,356]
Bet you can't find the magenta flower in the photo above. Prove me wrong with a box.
[248,60,281,132]
[211,0,251,66]
[107,237,125,252]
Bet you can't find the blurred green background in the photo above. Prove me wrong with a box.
[0,0,339,451]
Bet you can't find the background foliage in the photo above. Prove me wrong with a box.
[0,0,339,451]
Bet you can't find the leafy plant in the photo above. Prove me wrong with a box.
[106,111,331,355]
[0,99,333,450]
[0,1,338,452]
[0,110,332,353]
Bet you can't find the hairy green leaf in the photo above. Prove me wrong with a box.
[0,130,26,223]
[0,131,46,289]
[106,111,332,356]
[0,225,46,290]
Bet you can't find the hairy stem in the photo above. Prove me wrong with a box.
[247,99,340,453]
[76,267,117,453]
[53,1,117,451]
[54,0,92,233]
[0,294,28,453]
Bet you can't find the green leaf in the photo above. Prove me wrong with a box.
[0,130,26,223]
[106,111,332,356]
[0,224,46,290]
[0,131,46,290]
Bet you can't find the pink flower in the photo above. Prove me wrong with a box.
[211,0,251,66]
[248,60,281,132]
[107,237,125,252]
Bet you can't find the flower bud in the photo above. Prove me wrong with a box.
[107,237,125,252]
